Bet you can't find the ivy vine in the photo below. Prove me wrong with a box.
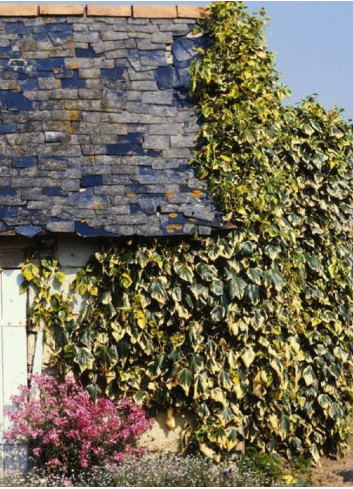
[21,1,353,463]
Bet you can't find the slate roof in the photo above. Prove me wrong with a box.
[0,5,222,238]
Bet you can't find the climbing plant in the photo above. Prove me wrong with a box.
[21,1,353,463]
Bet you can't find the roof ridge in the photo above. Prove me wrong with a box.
[0,4,209,18]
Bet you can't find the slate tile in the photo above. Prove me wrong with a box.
[75,46,96,58]
[0,124,16,134]
[61,70,86,89]
[36,57,65,71]
[16,225,42,237]
[154,66,180,89]
[80,175,104,187]
[101,65,126,79]
[74,221,116,237]
[13,156,37,168]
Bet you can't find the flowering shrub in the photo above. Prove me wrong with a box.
[5,375,152,476]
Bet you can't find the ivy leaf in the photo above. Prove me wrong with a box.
[263,268,285,291]
[173,260,194,283]
[134,310,146,329]
[210,304,225,322]
[207,241,223,261]
[196,262,216,282]
[211,387,227,406]
[22,263,40,281]
[55,272,66,285]
[303,365,316,386]
[279,413,290,439]
[178,368,193,395]
[301,123,315,136]
[73,346,94,371]
[306,254,322,273]
[246,267,262,285]
[240,241,256,256]
[149,277,168,304]
[100,291,112,305]
[220,370,233,391]
[310,444,320,464]
[225,270,247,300]
[245,284,260,304]
[218,406,234,427]
[121,273,133,289]
[190,355,204,374]
[98,345,118,369]
[329,403,343,420]
[318,394,331,410]
[211,279,224,296]
[241,347,256,368]
[194,373,208,399]
[86,383,101,402]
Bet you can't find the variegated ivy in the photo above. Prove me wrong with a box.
[21,1,353,463]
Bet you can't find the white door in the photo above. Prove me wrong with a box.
[0,269,27,472]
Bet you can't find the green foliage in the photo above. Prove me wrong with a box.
[21,0,353,465]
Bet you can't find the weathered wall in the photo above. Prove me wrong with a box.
[0,7,221,239]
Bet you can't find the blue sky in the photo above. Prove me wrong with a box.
[248,2,353,120]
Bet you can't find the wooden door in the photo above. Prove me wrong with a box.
[0,269,27,472]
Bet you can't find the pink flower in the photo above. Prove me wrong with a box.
[48,458,61,466]
[5,374,152,477]
[32,447,42,457]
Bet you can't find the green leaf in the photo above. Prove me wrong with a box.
[190,282,208,301]
[98,345,118,369]
[310,444,320,464]
[211,279,224,296]
[218,406,234,425]
[306,254,322,273]
[86,383,101,402]
[178,368,193,395]
[173,260,194,283]
[246,267,262,285]
[220,370,233,391]
[190,355,204,374]
[196,262,216,282]
[73,346,94,371]
[225,269,247,300]
[318,394,331,410]
[279,413,290,439]
[149,277,168,304]
[210,304,225,322]
[245,284,260,304]
[207,241,223,261]
[263,268,285,291]
[329,403,343,420]
[240,241,256,256]
[301,123,315,136]
[194,373,208,399]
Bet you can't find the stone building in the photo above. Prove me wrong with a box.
[0,3,222,470]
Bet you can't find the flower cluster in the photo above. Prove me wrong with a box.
[5,374,152,476]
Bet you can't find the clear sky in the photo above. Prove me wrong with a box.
[247,2,353,121]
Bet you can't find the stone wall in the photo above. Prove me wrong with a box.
[0,5,221,239]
